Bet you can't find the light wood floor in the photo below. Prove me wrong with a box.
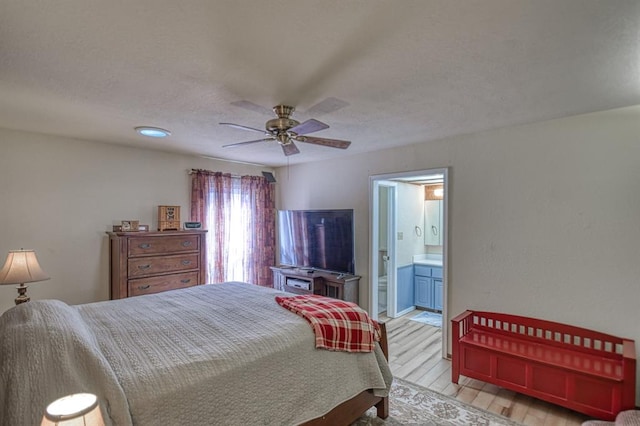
[382,310,591,426]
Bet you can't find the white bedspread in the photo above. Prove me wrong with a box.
[0,299,131,426]
[1,282,392,426]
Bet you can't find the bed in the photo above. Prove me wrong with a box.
[0,282,392,426]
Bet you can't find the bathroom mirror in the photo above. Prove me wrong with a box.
[424,199,443,245]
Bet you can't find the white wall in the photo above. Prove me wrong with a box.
[396,182,427,267]
[0,128,272,313]
[276,105,640,358]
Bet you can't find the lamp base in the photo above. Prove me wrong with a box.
[15,283,29,305]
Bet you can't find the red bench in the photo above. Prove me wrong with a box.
[451,310,636,421]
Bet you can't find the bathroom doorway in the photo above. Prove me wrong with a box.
[369,168,449,359]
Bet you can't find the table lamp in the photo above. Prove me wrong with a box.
[41,393,105,426]
[0,249,50,305]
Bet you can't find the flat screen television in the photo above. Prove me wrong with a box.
[278,209,355,275]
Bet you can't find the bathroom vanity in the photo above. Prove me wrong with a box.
[413,255,443,312]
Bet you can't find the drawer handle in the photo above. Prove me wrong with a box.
[139,243,151,249]
[180,279,191,284]
[137,285,151,290]
[138,264,151,270]
[181,241,192,247]
[181,260,191,266]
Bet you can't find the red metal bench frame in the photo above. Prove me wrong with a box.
[451,310,636,421]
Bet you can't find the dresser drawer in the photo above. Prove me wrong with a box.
[128,272,199,297]
[128,235,200,256]
[128,253,199,278]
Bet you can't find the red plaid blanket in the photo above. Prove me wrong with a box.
[275,294,380,353]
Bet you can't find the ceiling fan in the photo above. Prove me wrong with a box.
[220,105,351,156]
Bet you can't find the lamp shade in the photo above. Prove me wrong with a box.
[41,393,105,426]
[0,249,50,285]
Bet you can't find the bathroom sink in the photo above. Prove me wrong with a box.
[412,254,443,267]
[413,259,442,266]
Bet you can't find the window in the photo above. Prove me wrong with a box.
[190,170,275,287]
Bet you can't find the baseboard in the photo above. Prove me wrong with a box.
[395,306,416,318]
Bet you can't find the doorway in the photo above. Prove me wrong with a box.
[369,168,449,359]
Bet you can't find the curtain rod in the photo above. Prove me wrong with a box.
[198,155,266,167]
[188,169,261,179]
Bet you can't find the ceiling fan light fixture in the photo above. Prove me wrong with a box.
[135,126,171,138]
[276,133,290,145]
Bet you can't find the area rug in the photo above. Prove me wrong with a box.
[353,378,521,426]
[409,311,442,327]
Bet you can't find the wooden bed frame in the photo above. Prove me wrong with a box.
[303,322,390,425]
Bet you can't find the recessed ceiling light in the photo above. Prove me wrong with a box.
[135,126,171,138]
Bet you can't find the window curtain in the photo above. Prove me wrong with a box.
[190,170,276,287]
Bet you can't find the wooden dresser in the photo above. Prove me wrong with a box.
[107,230,207,299]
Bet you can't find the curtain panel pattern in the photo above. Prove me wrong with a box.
[190,170,276,287]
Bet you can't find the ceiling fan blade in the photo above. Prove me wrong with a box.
[305,97,349,116]
[219,122,266,134]
[230,100,273,116]
[298,136,351,149]
[289,119,329,136]
[222,137,273,148]
[281,142,300,156]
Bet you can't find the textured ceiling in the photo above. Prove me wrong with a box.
[1,1,639,167]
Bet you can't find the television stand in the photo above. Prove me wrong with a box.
[270,266,360,303]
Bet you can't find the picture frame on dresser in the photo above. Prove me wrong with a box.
[120,220,139,231]
[112,222,148,232]
[107,230,207,299]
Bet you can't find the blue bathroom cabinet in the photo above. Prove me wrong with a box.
[414,264,443,311]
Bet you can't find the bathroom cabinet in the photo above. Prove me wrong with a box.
[414,264,442,311]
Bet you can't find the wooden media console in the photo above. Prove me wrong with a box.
[270,266,360,303]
